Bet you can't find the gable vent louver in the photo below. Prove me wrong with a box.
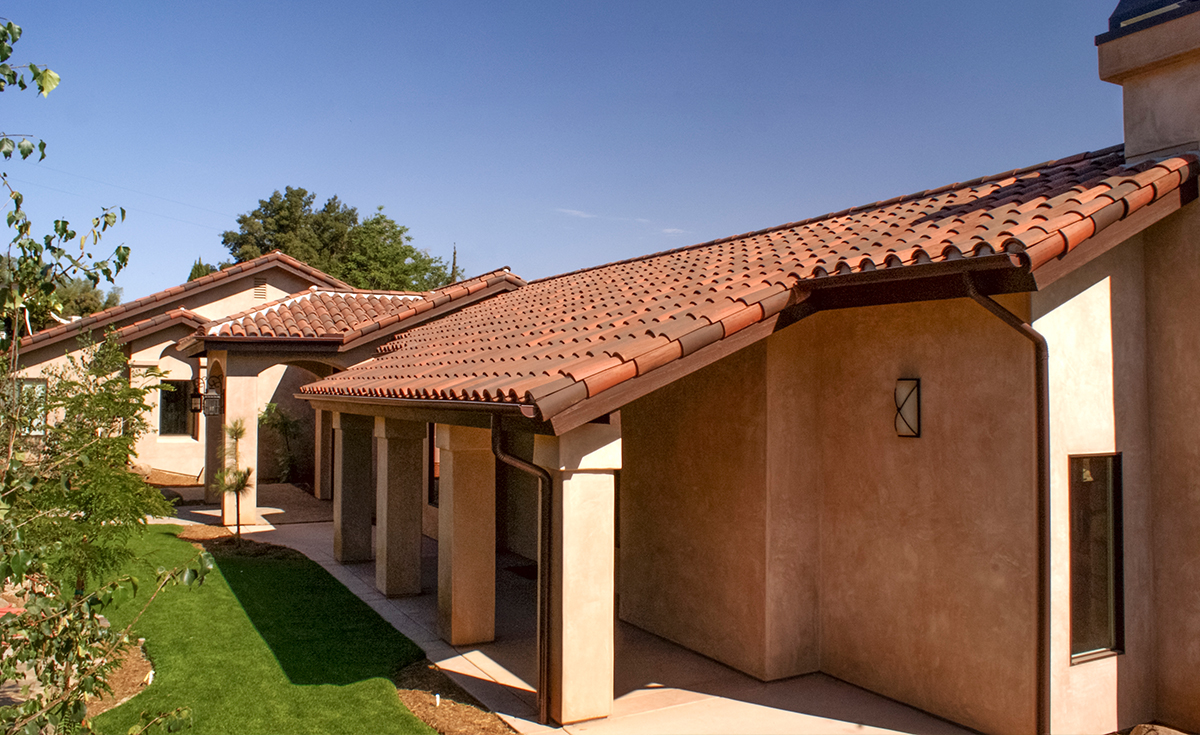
[253,277,268,300]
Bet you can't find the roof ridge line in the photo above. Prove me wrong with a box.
[524,145,1126,287]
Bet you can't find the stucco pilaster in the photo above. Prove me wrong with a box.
[333,412,374,563]
[437,424,496,646]
[374,416,425,596]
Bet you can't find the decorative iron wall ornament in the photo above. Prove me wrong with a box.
[895,378,920,437]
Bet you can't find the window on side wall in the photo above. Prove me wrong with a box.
[159,380,193,436]
[1070,453,1124,661]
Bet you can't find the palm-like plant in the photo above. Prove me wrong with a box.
[214,419,253,543]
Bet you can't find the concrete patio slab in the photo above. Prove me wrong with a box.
[237,520,979,735]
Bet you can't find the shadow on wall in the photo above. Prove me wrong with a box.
[259,365,321,485]
[214,545,423,686]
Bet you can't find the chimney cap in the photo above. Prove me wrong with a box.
[1098,0,1200,44]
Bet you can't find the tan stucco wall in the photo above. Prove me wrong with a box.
[15,265,328,480]
[1031,236,1155,733]
[1098,10,1200,159]
[622,343,771,679]
[1143,201,1200,732]
[622,295,1039,735]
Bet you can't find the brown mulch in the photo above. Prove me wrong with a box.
[174,524,233,542]
[85,643,153,718]
[394,660,515,735]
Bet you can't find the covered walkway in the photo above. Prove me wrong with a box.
[229,519,976,735]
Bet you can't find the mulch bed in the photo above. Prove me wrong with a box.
[394,660,515,735]
[85,644,153,718]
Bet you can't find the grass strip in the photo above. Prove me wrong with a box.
[92,526,433,734]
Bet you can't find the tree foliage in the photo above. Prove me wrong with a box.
[0,20,209,735]
[221,188,463,291]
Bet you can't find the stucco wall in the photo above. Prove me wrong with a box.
[621,294,1039,735]
[1031,236,1154,733]
[804,297,1037,735]
[621,343,771,679]
[1143,201,1200,732]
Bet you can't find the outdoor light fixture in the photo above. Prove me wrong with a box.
[188,378,204,414]
[202,375,223,417]
[895,378,920,437]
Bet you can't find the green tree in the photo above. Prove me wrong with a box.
[214,419,253,544]
[0,20,210,735]
[340,207,459,291]
[23,333,174,592]
[220,186,358,274]
[222,188,462,290]
[54,276,121,319]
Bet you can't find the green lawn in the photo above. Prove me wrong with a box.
[92,526,434,735]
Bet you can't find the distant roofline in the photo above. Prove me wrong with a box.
[20,251,350,352]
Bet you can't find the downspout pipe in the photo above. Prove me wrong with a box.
[963,275,1051,734]
[490,414,554,726]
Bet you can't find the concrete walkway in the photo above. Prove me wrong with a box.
[183,516,978,735]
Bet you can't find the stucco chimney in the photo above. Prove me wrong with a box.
[1098,0,1200,161]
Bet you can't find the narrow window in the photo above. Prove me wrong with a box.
[159,380,193,436]
[1070,453,1124,660]
[427,423,439,507]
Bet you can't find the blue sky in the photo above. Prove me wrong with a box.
[5,1,1121,300]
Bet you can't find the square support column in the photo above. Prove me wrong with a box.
[375,416,426,596]
[221,371,259,527]
[333,412,374,563]
[535,420,621,725]
[314,409,334,500]
[437,424,495,646]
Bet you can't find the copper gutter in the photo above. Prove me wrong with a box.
[963,274,1051,734]
[490,414,554,725]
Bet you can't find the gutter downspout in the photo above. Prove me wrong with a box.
[490,414,554,726]
[963,275,1051,735]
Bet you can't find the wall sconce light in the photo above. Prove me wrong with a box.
[895,378,920,437]
[202,375,223,417]
[189,380,203,414]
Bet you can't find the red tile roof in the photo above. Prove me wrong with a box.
[186,269,526,350]
[300,146,1199,427]
[113,308,207,343]
[20,251,350,351]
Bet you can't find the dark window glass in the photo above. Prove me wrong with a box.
[427,423,439,507]
[160,380,191,436]
[1070,454,1124,659]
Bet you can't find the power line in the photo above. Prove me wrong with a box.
[12,161,236,218]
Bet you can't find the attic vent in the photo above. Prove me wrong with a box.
[253,277,267,300]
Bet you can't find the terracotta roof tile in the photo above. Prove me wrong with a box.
[301,146,1199,421]
[20,250,349,351]
[187,268,524,350]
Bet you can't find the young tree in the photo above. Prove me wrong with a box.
[21,333,175,593]
[0,20,211,734]
[215,419,253,544]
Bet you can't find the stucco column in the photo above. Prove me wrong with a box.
[535,420,621,725]
[221,369,259,527]
[437,424,495,646]
[333,412,374,563]
[375,417,425,596]
[314,409,334,500]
